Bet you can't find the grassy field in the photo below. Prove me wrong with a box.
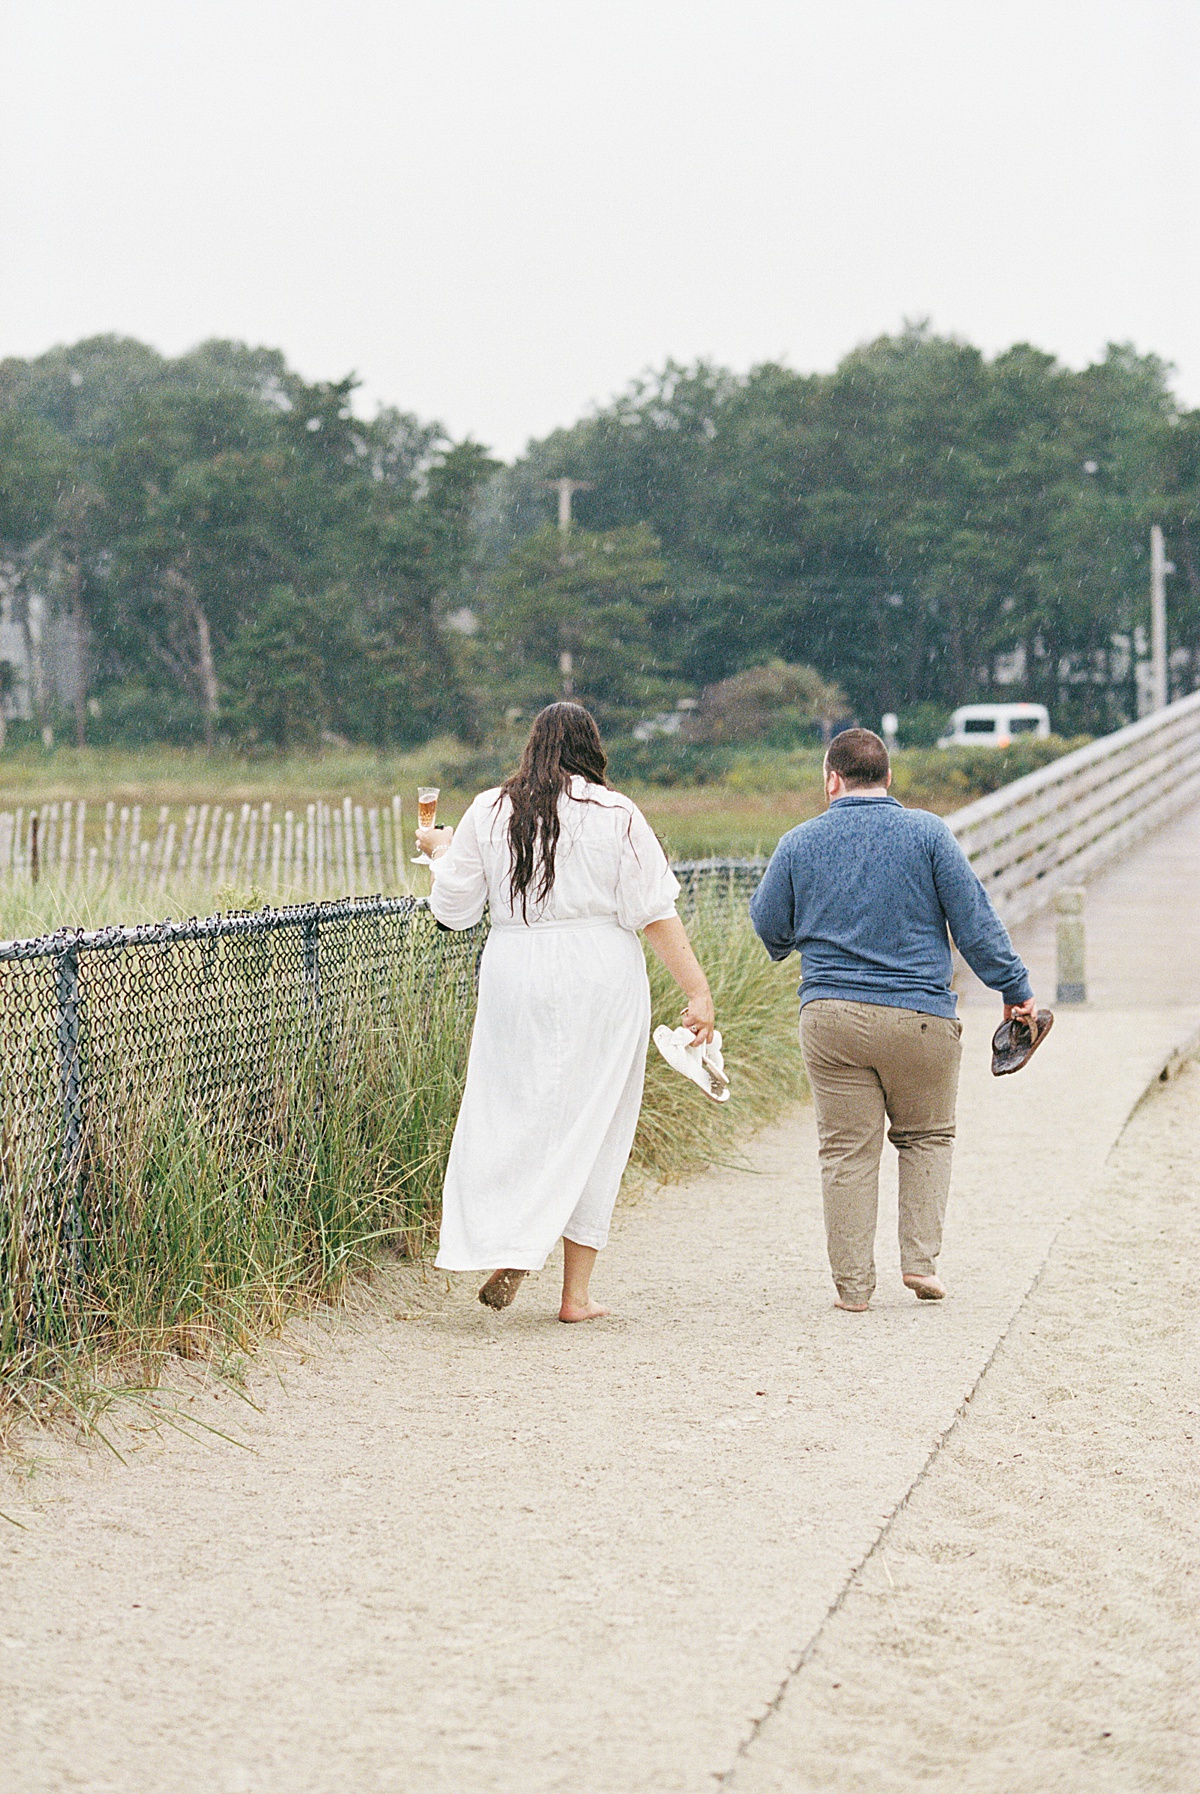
[0,734,1084,917]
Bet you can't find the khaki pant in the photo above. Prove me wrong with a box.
[799,1000,963,1304]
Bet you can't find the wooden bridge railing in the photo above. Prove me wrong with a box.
[946,689,1200,925]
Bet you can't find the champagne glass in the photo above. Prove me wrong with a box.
[412,786,441,864]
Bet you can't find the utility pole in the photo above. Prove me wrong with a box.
[542,477,593,534]
[57,484,99,749]
[540,478,594,698]
[1150,525,1174,711]
[66,536,87,750]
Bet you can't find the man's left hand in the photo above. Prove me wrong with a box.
[1004,996,1039,1025]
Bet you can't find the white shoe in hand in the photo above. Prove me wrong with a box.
[653,1026,730,1103]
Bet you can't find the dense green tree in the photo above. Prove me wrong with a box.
[0,334,169,448]
[492,327,1188,732]
[0,410,72,549]
[2,327,1196,749]
[483,523,674,723]
[223,585,336,749]
[0,338,496,749]
[1160,409,1200,691]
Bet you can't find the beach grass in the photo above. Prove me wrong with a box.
[634,893,804,1186]
[0,732,1073,1418]
[0,886,805,1422]
[0,941,475,1422]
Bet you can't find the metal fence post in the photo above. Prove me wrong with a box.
[54,941,85,1272]
[1055,887,1087,1004]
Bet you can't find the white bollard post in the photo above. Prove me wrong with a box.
[354,805,368,892]
[189,804,209,878]
[158,823,177,895]
[1056,887,1086,1004]
[258,803,272,882]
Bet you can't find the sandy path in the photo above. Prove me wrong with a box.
[1,998,1196,1794]
[730,1056,1200,1794]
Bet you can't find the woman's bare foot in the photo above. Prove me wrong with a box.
[835,1296,870,1312]
[903,1273,946,1301]
[559,1240,607,1323]
[559,1299,611,1323]
[478,1268,527,1310]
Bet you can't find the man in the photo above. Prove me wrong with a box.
[749,727,1037,1311]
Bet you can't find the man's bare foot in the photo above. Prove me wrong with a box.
[559,1300,611,1323]
[903,1273,946,1301]
[835,1296,870,1312]
[478,1268,527,1310]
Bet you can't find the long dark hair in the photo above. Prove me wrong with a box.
[499,703,609,917]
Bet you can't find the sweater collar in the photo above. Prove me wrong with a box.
[830,794,901,808]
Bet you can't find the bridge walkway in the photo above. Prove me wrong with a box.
[956,798,1200,1012]
[1,806,1198,1794]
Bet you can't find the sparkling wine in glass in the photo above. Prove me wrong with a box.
[412,786,440,864]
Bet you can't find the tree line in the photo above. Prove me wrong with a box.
[0,336,494,749]
[1,325,1198,751]
[497,329,1200,737]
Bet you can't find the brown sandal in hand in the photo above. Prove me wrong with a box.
[991,1008,1054,1076]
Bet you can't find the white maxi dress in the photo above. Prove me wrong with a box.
[430,778,680,1271]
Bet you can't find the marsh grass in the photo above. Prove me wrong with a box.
[0,871,320,944]
[1,890,805,1425]
[1,946,475,1420]
[634,894,805,1186]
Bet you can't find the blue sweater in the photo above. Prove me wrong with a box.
[749,795,1032,1018]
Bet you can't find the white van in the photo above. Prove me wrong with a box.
[937,703,1050,749]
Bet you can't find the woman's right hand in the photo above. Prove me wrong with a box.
[417,823,454,860]
[680,988,716,1045]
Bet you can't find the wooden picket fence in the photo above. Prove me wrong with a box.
[5,690,1199,913]
[0,795,412,898]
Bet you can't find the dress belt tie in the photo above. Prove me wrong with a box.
[488,915,623,933]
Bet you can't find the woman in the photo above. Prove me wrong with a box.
[417,702,715,1322]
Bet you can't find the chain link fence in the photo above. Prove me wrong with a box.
[0,860,765,1362]
[0,895,487,1356]
[673,857,767,907]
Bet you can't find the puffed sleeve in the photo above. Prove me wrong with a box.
[615,800,680,932]
[428,796,489,930]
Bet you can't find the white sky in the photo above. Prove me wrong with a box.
[2,0,1198,458]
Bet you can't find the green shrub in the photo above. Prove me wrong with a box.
[890,737,1091,806]
[84,684,209,748]
[606,736,732,787]
[684,661,845,747]
[895,702,950,748]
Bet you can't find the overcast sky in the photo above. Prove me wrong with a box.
[2,1,1197,458]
